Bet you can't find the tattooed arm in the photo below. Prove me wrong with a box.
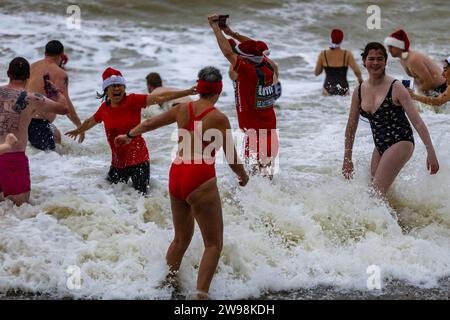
[29,92,68,115]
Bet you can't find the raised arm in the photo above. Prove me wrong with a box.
[347,52,364,84]
[410,86,450,107]
[114,104,180,147]
[218,115,249,186]
[222,26,253,43]
[395,82,439,174]
[208,14,237,66]
[146,87,196,106]
[342,87,361,179]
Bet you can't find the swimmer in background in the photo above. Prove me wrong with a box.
[315,28,363,96]
[146,72,192,109]
[384,29,447,97]
[409,57,450,111]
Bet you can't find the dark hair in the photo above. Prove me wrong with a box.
[361,42,388,62]
[7,57,30,81]
[45,40,64,56]
[146,72,162,88]
[198,66,222,99]
[96,88,126,106]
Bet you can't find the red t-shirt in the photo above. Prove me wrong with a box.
[233,57,277,131]
[94,94,149,168]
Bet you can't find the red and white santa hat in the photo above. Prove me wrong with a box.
[330,29,344,48]
[234,40,270,63]
[102,67,126,91]
[384,29,410,51]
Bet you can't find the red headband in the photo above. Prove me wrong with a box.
[197,80,223,95]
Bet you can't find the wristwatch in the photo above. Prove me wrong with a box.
[126,130,134,139]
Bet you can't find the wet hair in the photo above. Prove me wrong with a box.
[7,57,30,81]
[146,72,162,88]
[45,40,64,56]
[361,42,388,62]
[198,66,222,99]
[96,87,126,106]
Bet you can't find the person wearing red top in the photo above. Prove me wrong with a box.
[66,67,196,194]
[208,14,279,177]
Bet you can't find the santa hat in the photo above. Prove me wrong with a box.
[102,67,126,91]
[235,40,270,63]
[330,29,344,48]
[384,29,410,51]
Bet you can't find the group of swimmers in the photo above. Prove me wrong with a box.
[0,15,449,298]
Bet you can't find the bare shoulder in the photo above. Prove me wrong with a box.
[212,109,229,126]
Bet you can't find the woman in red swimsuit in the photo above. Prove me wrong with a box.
[115,66,249,299]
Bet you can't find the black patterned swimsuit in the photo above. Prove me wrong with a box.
[359,80,414,155]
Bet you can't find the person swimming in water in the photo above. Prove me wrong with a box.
[146,72,192,109]
[115,66,249,299]
[315,29,363,96]
[384,29,447,97]
[409,57,450,111]
[342,42,439,198]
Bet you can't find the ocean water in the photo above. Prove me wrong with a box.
[0,0,449,299]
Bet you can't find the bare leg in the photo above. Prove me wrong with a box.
[166,195,195,274]
[51,124,62,145]
[322,88,330,96]
[370,147,381,178]
[372,141,414,197]
[7,191,31,206]
[187,178,223,297]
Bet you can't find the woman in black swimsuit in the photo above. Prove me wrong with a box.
[342,42,439,197]
[315,29,363,96]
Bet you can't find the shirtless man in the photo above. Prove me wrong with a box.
[0,57,68,206]
[26,40,83,151]
[385,29,447,96]
[146,72,192,109]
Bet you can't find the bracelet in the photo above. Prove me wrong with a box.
[126,130,134,139]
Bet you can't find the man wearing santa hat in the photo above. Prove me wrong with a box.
[385,29,447,96]
[221,25,282,102]
[208,14,279,177]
